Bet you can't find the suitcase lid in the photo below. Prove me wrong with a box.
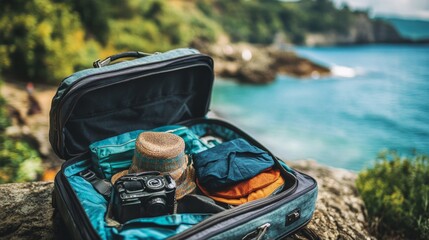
[49,48,214,160]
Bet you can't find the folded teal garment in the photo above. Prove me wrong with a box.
[112,214,211,240]
[194,138,275,191]
[90,129,143,179]
[89,125,208,179]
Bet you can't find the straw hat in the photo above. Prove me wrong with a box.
[111,132,196,200]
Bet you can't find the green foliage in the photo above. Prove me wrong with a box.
[109,0,220,53]
[0,87,42,183]
[356,151,429,239]
[198,0,283,44]
[0,0,101,83]
[0,83,11,131]
[196,0,355,44]
[0,135,43,184]
[0,0,371,83]
[55,0,110,45]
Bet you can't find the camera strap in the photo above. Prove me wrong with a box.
[79,169,112,200]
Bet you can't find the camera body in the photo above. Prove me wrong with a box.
[112,171,176,223]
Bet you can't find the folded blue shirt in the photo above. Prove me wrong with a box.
[194,138,275,191]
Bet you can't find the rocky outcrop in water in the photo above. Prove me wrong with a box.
[191,40,330,84]
[0,160,375,240]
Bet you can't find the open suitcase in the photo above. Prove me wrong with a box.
[50,48,318,240]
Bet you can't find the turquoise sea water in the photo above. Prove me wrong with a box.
[211,45,429,171]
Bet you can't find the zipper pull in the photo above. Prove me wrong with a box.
[242,223,271,240]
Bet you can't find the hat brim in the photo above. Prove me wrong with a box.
[111,169,129,184]
[175,166,196,200]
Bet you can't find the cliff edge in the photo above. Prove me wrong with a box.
[305,14,405,46]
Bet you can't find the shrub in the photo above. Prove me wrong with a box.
[0,95,10,131]
[356,151,429,239]
[0,136,43,184]
[0,84,42,183]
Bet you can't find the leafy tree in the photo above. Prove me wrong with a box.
[55,0,110,45]
[109,0,220,53]
[0,0,100,83]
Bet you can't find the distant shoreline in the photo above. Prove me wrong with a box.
[192,41,331,84]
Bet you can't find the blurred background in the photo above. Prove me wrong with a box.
[0,0,428,182]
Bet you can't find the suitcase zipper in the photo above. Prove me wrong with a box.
[54,55,213,158]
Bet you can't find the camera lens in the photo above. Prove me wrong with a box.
[145,197,167,217]
[146,177,165,190]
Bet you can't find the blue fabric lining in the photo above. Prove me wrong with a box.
[189,123,241,140]
[66,158,212,240]
[89,125,208,179]
[111,214,211,240]
[64,159,91,177]
[68,170,109,239]
[65,122,297,239]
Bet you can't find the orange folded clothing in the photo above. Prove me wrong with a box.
[197,168,285,205]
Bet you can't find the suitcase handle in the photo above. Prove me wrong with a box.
[93,51,154,68]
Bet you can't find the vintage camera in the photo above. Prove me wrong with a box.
[112,171,176,223]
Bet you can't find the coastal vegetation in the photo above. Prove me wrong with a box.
[0,81,42,183]
[356,151,429,240]
[0,0,401,84]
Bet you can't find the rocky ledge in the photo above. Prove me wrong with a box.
[191,41,330,84]
[0,160,375,240]
[287,160,376,240]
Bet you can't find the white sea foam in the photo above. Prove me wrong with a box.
[330,65,356,78]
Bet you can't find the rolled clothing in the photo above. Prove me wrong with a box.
[202,168,281,199]
[197,173,285,206]
[193,138,275,191]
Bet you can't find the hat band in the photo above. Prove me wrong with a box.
[132,151,187,172]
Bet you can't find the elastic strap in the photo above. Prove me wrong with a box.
[79,169,112,200]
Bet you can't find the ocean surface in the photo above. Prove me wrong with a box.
[210,44,429,171]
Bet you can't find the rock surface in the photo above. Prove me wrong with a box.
[0,182,54,240]
[0,161,375,240]
[287,160,376,240]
